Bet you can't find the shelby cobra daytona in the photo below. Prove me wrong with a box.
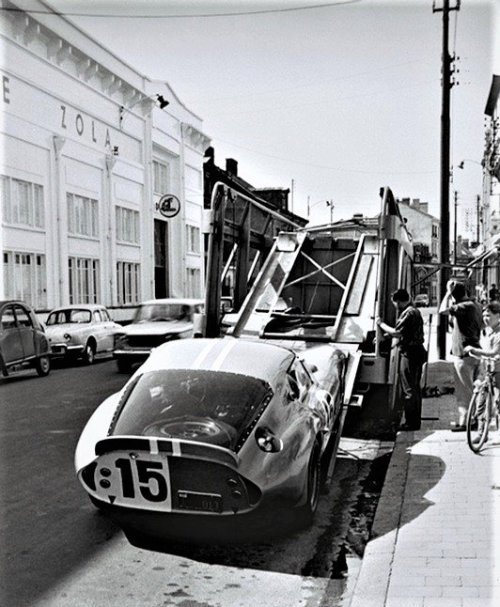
[75,337,346,543]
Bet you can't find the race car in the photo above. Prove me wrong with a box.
[75,337,346,545]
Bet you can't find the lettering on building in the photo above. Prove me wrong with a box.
[60,104,111,149]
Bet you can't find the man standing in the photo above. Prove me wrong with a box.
[377,289,427,431]
[438,280,483,431]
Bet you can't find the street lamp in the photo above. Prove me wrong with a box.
[119,93,169,128]
[307,198,334,223]
[458,159,483,169]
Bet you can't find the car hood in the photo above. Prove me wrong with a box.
[121,321,192,336]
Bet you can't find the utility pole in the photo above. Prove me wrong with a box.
[453,190,458,265]
[476,194,481,244]
[433,0,460,359]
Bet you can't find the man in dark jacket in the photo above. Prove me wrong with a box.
[438,280,483,431]
[377,289,427,431]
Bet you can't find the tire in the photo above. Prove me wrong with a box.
[142,416,236,448]
[82,342,95,365]
[466,386,491,453]
[298,441,321,527]
[116,359,132,374]
[35,355,50,377]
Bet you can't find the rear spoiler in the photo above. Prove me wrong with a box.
[95,436,239,468]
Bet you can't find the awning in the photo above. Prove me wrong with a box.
[465,246,499,269]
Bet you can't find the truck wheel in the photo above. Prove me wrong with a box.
[35,355,50,377]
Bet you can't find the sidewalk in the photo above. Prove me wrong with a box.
[349,361,500,607]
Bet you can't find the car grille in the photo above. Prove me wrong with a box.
[126,335,167,349]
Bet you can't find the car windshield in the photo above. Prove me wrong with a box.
[47,309,91,324]
[134,303,192,323]
[111,369,272,451]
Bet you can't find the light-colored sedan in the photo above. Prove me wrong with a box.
[45,304,122,364]
[112,298,204,373]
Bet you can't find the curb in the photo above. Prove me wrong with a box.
[348,433,413,607]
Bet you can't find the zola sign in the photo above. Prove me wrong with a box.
[156,194,181,218]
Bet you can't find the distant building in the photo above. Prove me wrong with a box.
[397,198,439,305]
[480,74,500,289]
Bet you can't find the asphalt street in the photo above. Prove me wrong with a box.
[0,358,391,607]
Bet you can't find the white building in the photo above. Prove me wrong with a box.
[0,0,210,321]
[484,75,500,241]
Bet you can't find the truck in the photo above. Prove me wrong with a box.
[201,152,414,435]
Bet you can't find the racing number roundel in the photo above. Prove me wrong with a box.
[157,194,181,218]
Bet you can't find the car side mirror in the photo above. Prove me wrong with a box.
[255,426,283,453]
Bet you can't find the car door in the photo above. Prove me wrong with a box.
[90,309,105,354]
[98,308,115,352]
[14,304,36,359]
[1,304,24,364]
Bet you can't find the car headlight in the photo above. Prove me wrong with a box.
[64,333,71,341]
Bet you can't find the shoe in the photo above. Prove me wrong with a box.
[399,423,420,431]
[450,421,466,432]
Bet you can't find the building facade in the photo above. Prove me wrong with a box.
[397,198,440,304]
[0,0,209,321]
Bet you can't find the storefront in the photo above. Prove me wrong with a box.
[0,0,209,321]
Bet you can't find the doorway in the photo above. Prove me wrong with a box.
[154,219,169,298]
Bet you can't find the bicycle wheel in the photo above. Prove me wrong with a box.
[466,385,492,453]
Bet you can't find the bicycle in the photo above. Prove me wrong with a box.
[466,354,500,453]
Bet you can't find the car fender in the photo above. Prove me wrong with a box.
[74,393,120,472]
[237,402,317,505]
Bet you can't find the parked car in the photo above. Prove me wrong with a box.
[112,298,204,373]
[414,293,430,307]
[45,304,122,364]
[0,300,50,377]
[75,337,346,546]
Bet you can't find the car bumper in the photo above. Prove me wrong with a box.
[50,343,85,357]
[89,497,278,545]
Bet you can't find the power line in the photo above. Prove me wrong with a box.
[0,1,361,19]
[212,136,438,175]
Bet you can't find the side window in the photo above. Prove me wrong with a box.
[286,374,300,401]
[295,361,313,391]
[14,305,32,328]
[290,360,312,401]
[1,306,16,330]
[101,309,111,322]
[93,310,101,323]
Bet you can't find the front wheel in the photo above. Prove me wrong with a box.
[297,441,321,527]
[82,343,95,365]
[35,355,50,377]
[466,386,491,453]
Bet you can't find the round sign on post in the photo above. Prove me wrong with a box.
[156,194,181,218]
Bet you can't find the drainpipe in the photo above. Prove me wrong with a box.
[52,135,66,305]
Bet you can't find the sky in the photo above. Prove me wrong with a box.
[47,0,495,233]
